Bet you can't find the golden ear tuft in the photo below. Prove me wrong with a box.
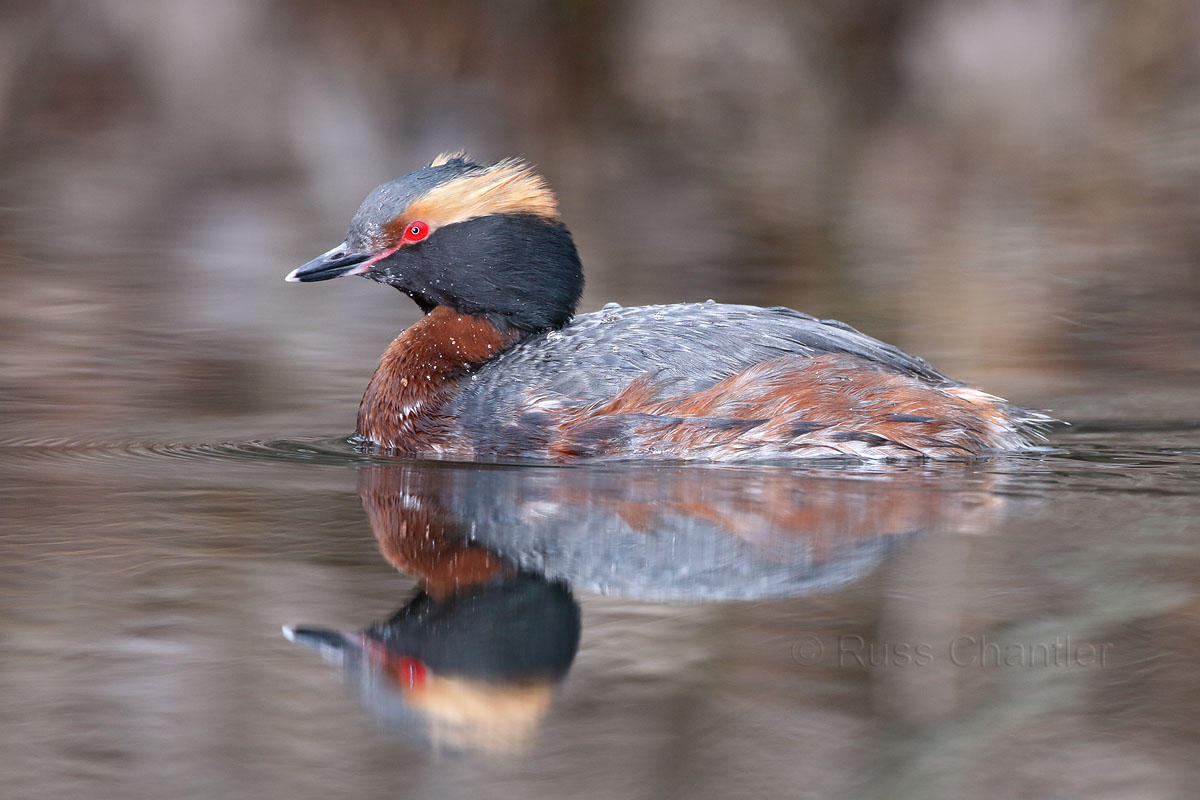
[406,156,559,224]
[430,151,474,167]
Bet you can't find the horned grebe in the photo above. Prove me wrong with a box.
[286,153,1051,460]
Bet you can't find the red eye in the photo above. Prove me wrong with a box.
[403,220,429,243]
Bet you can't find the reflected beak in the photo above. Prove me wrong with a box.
[285,243,372,283]
[282,625,360,663]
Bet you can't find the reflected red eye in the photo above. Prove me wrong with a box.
[403,220,429,243]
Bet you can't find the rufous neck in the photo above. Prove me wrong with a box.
[357,306,522,450]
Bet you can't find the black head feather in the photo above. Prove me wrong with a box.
[347,158,584,334]
[371,213,583,333]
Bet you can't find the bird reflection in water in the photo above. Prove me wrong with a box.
[286,466,581,755]
[286,462,1005,753]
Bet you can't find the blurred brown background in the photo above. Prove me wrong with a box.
[2,5,1199,798]
[1,0,1197,441]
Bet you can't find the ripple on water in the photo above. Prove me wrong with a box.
[0,420,1195,497]
[0,434,384,469]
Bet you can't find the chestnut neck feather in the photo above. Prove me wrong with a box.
[358,467,506,599]
[357,306,522,452]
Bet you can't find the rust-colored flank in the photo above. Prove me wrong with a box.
[545,354,1027,460]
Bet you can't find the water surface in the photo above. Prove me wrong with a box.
[2,414,1198,798]
[2,5,1199,792]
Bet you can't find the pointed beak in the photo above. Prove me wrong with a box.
[285,243,372,283]
[282,625,361,663]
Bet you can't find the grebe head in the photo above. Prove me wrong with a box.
[286,153,583,334]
